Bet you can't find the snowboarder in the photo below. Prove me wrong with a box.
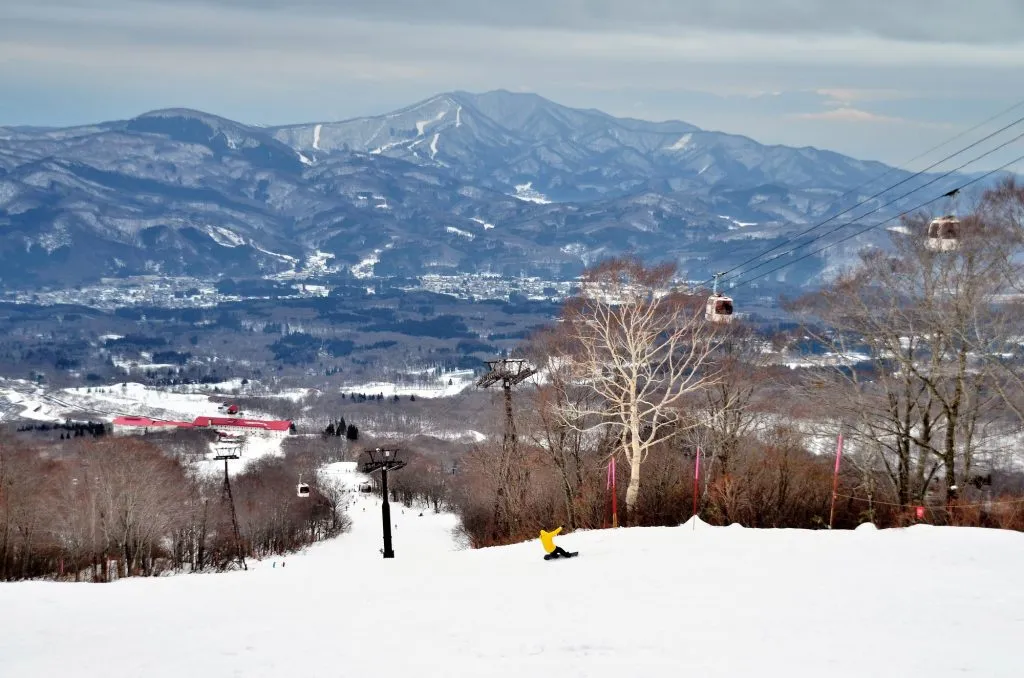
[539,526,577,560]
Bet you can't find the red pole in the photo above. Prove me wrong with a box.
[829,432,844,529]
[610,456,618,528]
[692,447,701,519]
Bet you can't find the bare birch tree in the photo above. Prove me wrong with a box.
[558,258,723,524]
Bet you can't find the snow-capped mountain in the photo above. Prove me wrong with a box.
[272,90,898,203]
[0,90,972,290]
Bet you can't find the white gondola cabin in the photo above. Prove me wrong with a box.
[296,482,310,498]
[706,293,734,323]
[926,215,960,252]
[706,272,735,323]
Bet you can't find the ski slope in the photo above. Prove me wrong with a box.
[1,465,1023,677]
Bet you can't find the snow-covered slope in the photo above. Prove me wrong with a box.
[1,467,1022,678]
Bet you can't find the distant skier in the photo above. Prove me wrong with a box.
[539,526,577,560]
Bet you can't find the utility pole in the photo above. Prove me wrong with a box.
[361,447,406,558]
[477,358,538,540]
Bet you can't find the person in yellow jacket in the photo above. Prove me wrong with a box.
[539,526,578,560]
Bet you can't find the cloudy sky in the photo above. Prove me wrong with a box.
[2,0,1023,168]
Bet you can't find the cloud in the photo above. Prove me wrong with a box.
[792,107,907,123]
[81,0,1023,45]
[0,0,1015,170]
[814,88,919,107]
[789,107,955,130]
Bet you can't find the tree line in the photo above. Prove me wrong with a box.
[450,179,1024,546]
[0,433,348,582]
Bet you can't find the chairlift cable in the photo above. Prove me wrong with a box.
[718,128,1024,286]
[698,105,1024,287]
[722,151,1024,292]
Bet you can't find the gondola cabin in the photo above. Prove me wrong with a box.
[926,215,960,252]
[706,293,735,323]
[296,482,310,498]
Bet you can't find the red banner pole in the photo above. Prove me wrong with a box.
[829,432,844,529]
[693,447,701,520]
[610,456,618,528]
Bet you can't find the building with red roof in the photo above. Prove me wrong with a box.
[112,416,194,434]
[192,416,292,437]
[112,415,292,438]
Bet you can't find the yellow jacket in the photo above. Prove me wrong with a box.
[539,527,562,553]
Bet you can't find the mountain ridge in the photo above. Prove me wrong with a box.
[0,89,974,291]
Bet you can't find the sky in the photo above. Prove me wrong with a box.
[2,0,1024,169]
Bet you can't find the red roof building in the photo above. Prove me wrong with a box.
[112,415,292,437]
[192,416,292,433]
[112,416,194,431]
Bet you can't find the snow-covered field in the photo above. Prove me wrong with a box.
[0,378,281,424]
[341,369,476,399]
[1,459,1022,677]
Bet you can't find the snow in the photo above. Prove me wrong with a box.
[196,433,288,478]
[59,382,240,421]
[206,226,245,248]
[415,110,447,137]
[298,152,313,166]
[470,217,495,230]
[341,370,475,399]
[250,242,299,265]
[0,388,60,422]
[513,181,552,204]
[445,226,474,240]
[0,378,280,425]
[370,140,406,155]
[455,105,462,128]
[430,132,439,159]
[302,249,336,275]
[350,250,381,279]
[312,123,322,151]
[668,132,693,151]
[2,489,1023,677]
[718,214,758,229]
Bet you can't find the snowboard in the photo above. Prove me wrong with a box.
[543,551,579,560]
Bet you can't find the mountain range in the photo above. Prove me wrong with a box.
[0,90,973,292]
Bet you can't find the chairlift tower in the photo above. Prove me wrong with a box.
[476,358,538,539]
[360,447,406,558]
[219,456,246,571]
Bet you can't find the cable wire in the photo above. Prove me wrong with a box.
[723,151,1024,292]
[702,105,1024,285]
[719,129,1024,286]
[848,96,1024,195]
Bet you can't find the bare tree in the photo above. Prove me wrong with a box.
[523,326,616,529]
[558,257,723,523]
[690,322,772,479]
[790,183,1024,507]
